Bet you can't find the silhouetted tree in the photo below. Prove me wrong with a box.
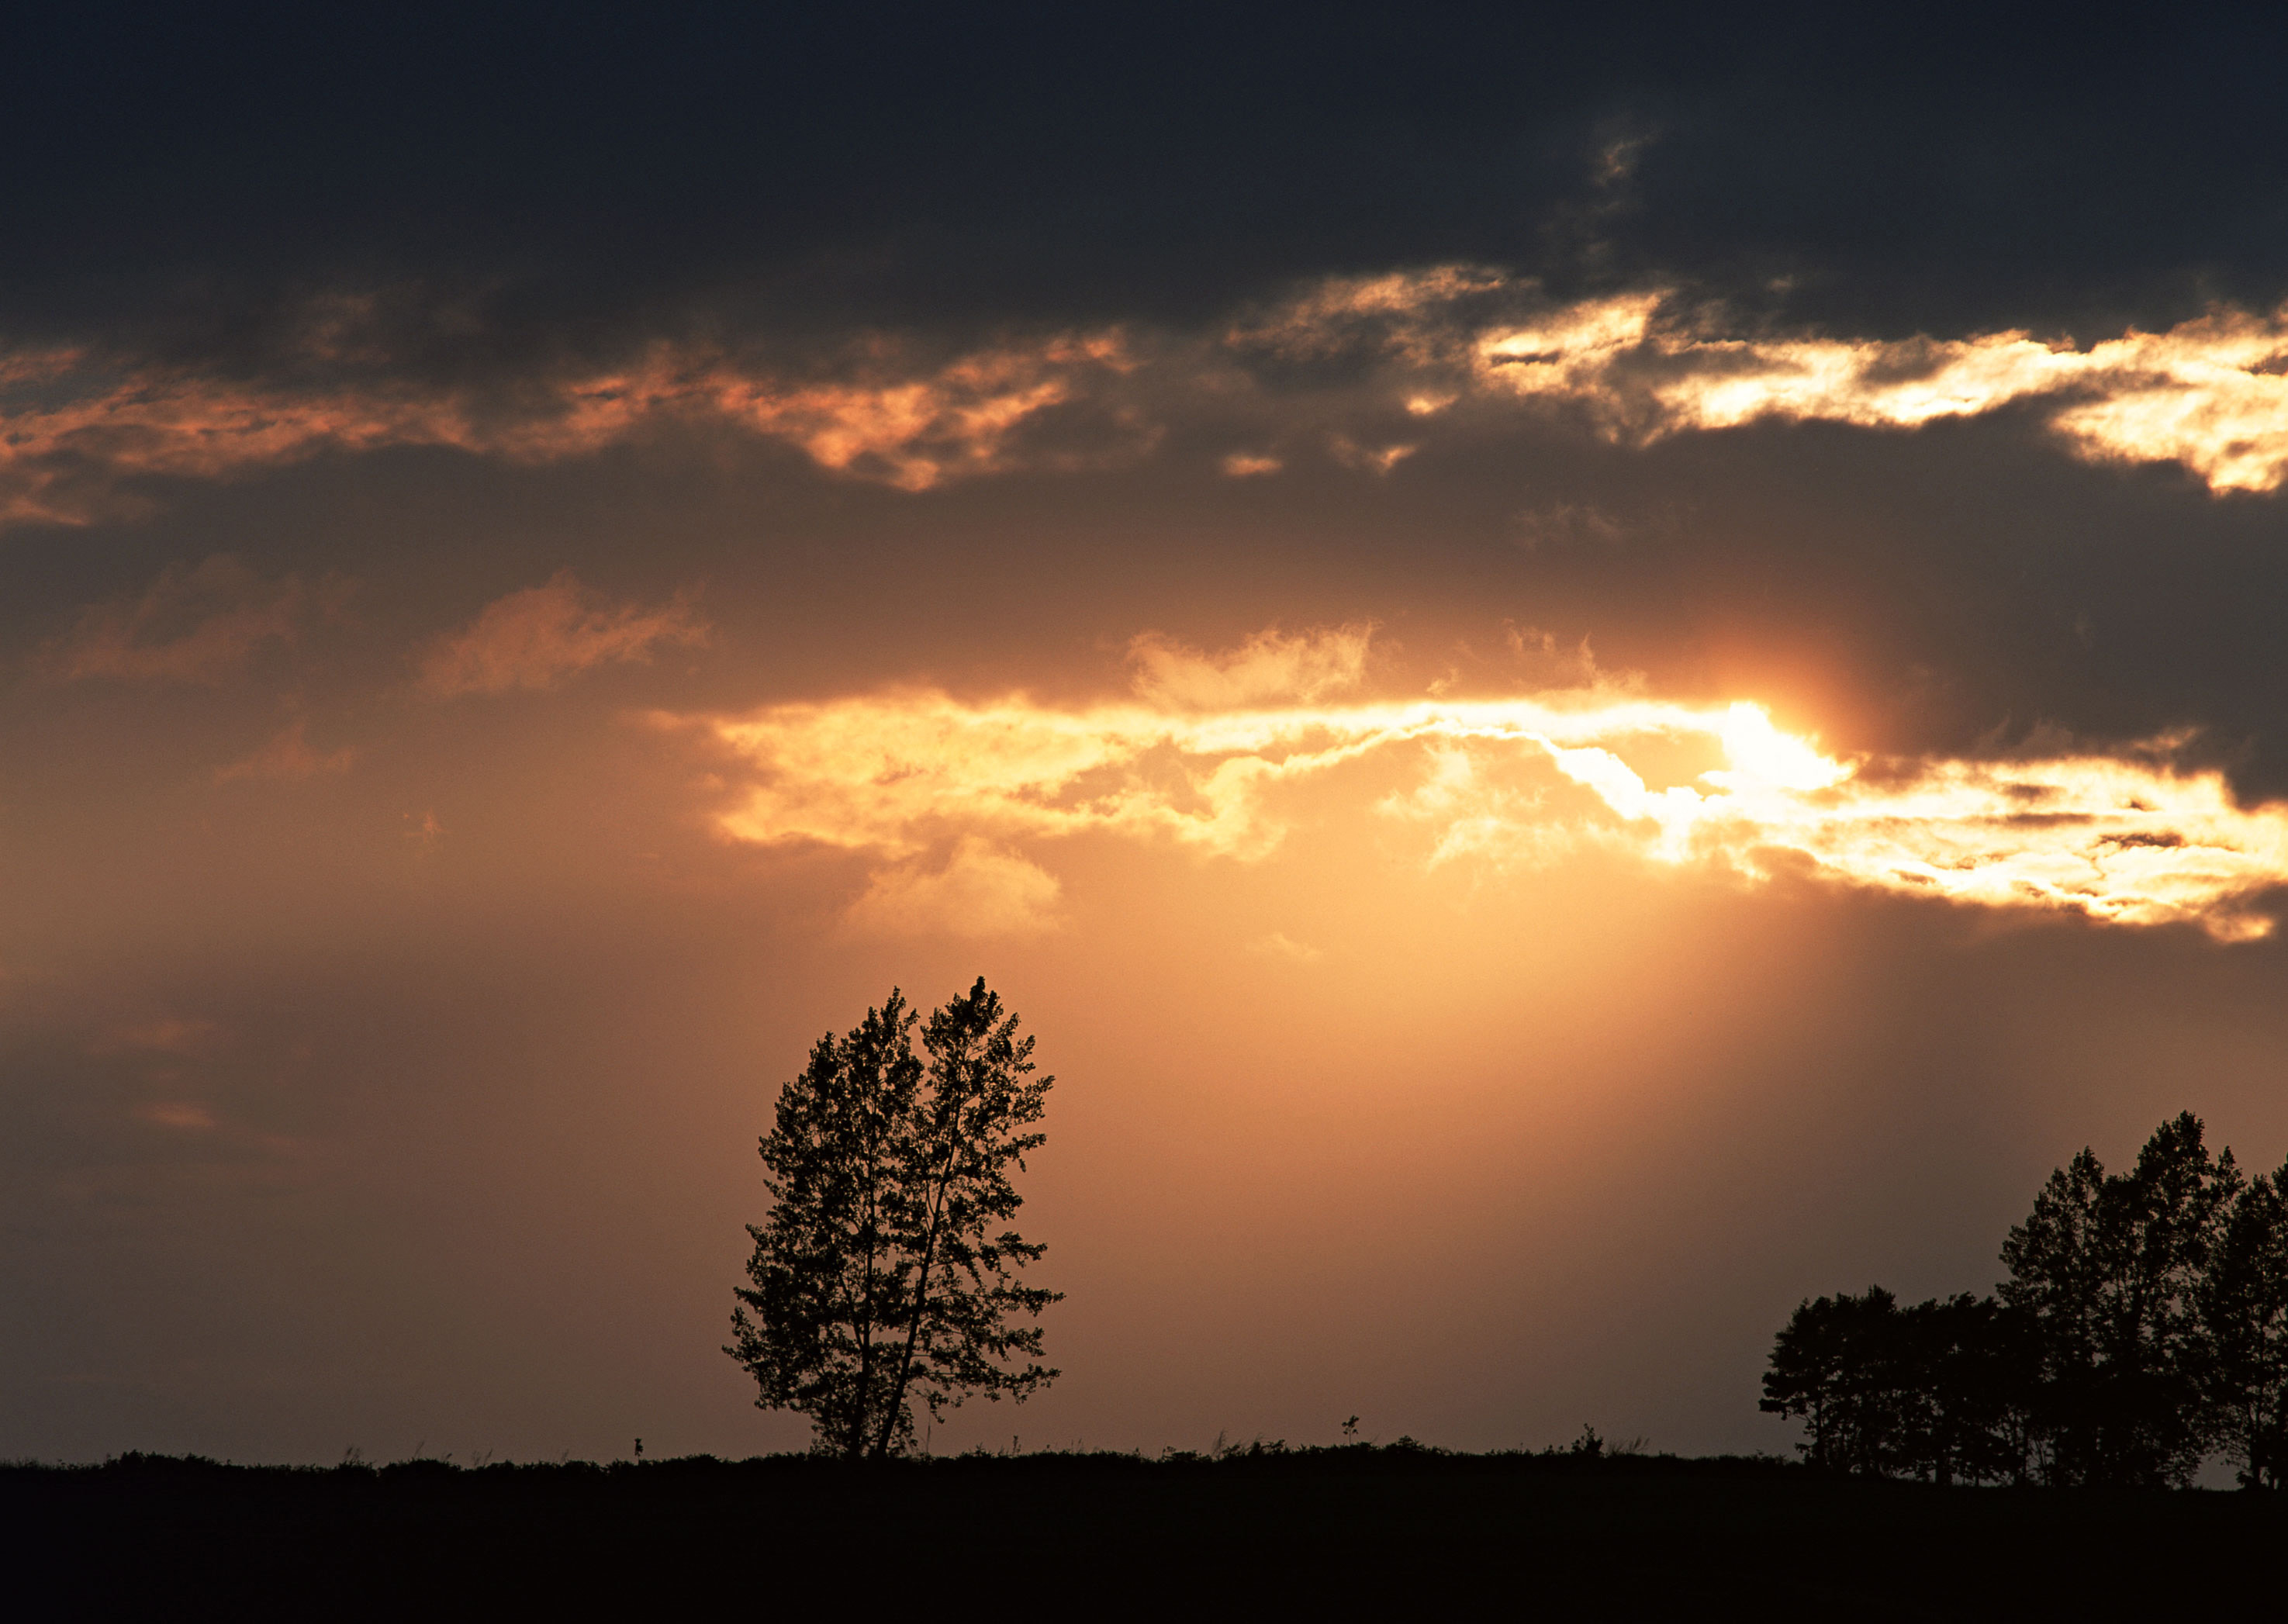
[727,979,1060,1458]
[2196,1156,2288,1488]
[1893,1294,2040,1486]
[1763,1112,2288,1488]
[1932,1294,2044,1486]
[1999,1112,2239,1487]
[1761,1286,1908,1474]
[1761,1287,2035,1483]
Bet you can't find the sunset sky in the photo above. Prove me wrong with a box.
[8,6,2288,1464]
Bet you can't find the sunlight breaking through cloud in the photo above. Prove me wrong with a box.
[684,682,2288,942]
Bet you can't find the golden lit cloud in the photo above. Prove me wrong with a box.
[682,651,2288,941]
[692,333,1139,491]
[1215,270,2288,494]
[417,572,707,696]
[1127,624,1374,710]
[1476,294,2288,493]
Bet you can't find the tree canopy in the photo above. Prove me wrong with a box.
[727,979,1059,1458]
[1763,1111,2288,1488]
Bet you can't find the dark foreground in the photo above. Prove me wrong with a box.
[9,1446,2283,1620]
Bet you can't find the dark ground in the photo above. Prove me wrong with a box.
[7,1446,2282,1620]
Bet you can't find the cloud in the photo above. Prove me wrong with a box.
[0,344,486,529]
[36,556,309,684]
[10,275,2285,532]
[213,720,355,784]
[1247,931,1325,964]
[1474,293,2288,493]
[1221,270,2288,496]
[136,1101,218,1132]
[416,572,708,696]
[1227,266,1511,364]
[1128,624,1374,710]
[1512,503,1626,551]
[681,644,2288,941]
[0,328,1146,528]
[694,333,1141,491]
[1376,744,1571,872]
[1327,434,1416,474]
[95,1017,226,1056]
[842,838,1063,938]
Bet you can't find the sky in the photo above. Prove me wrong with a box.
[7,4,2288,1464]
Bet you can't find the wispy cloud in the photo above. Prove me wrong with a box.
[1326,434,1415,474]
[841,838,1063,939]
[213,719,355,783]
[97,1016,227,1056]
[136,1101,219,1132]
[1219,451,1283,478]
[1248,931,1325,964]
[0,330,1146,528]
[675,634,2288,941]
[416,572,707,696]
[1127,624,1374,710]
[1225,265,1510,364]
[36,556,316,684]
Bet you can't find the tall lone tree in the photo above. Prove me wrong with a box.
[728,978,1059,1457]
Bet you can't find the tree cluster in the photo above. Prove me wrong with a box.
[728,979,1059,1459]
[1762,1113,2288,1488]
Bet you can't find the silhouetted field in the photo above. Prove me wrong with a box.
[9,1444,2283,1619]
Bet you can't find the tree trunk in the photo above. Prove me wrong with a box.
[870,1097,966,1459]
